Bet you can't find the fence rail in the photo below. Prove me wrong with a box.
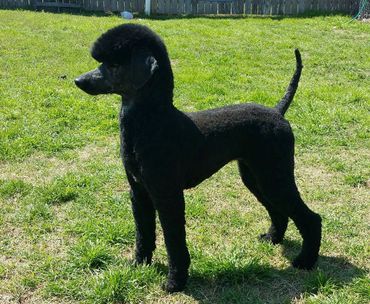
[0,0,359,15]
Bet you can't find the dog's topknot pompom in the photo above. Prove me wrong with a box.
[91,24,166,64]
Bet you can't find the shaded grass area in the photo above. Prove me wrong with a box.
[0,10,369,304]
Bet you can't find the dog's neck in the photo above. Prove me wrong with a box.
[120,89,175,119]
[119,95,175,138]
[120,94,174,114]
[121,63,175,111]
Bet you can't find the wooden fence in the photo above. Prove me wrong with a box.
[0,0,359,15]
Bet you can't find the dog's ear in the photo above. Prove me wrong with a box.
[131,47,158,89]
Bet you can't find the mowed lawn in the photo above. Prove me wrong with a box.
[0,9,369,304]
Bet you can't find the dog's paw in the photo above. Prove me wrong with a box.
[258,233,283,245]
[162,280,186,293]
[292,254,317,270]
[162,271,188,293]
[134,252,153,266]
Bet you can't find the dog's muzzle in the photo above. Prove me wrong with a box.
[75,67,112,95]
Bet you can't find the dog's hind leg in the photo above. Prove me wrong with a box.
[238,161,288,244]
[246,159,322,270]
[127,174,156,265]
[288,196,322,270]
[266,185,321,270]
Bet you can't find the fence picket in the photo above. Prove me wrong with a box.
[199,1,206,14]
[225,1,232,14]
[258,0,263,14]
[178,0,183,14]
[244,0,250,14]
[304,0,310,11]
[264,0,270,15]
[169,0,175,14]
[285,0,289,14]
[270,0,276,15]
[291,0,298,13]
[89,0,95,10]
[318,0,325,11]
[250,0,256,13]
[293,0,298,14]
[285,0,291,14]
[347,0,353,12]
[164,0,170,13]
[233,0,242,14]
[277,0,284,14]
[180,0,186,13]
[91,0,96,10]
[313,0,319,10]
[336,0,340,11]
[157,0,163,13]
[111,0,117,11]
[104,0,110,11]
[98,0,104,11]
[336,0,341,11]
[184,0,191,14]
[166,0,171,13]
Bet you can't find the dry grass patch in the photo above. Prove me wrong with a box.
[0,137,120,186]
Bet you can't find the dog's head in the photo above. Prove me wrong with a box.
[75,24,171,97]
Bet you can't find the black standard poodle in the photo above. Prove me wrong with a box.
[75,24,322,292]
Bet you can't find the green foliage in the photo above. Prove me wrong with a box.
[344,174,367,187]
[0,179,31,198]
[303,270,335,294]
[71,240,114,270]
[88,265,161,304]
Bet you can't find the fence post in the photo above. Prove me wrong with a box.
[297,0,304,13]
[145,0,151,14]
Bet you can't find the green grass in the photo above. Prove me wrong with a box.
[0,9,369,304]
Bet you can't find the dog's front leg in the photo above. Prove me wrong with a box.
[154,191,190,293]
[127,174,156,265]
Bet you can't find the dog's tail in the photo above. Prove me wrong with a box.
[275,49,303,116]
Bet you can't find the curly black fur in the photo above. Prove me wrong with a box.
[75,24,322,293]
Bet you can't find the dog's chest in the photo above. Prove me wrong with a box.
[120,128,142,180]
[119,114,152,182]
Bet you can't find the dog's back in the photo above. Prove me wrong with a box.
[183,103,293,189]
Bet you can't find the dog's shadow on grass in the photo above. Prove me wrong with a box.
[155,239,365,304]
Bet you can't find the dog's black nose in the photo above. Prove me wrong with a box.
[75,76,91,92]
[74,77,83,88]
